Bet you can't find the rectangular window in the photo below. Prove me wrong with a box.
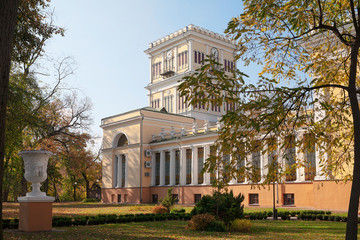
[304,133,316,181]
[210,146,216,184]
[285,135,296,181]
[237,155,245,183]
[186,149,192,185]
[283,193,295,206]
[249,194,259,205]
[152,194,158,204]
[223,154,230,183]
[185,51,188,65]
[224,60,227,71]
[165,151,170,185]
[117,194,121,203]
[194,50,198,63]
[121,155,126,187]
[172,194,179,203]
[155,153,160,185]
[124,194,128,203]
[113,156,118,188]
[194,194,202,203]
[252,142,261,183]
[175,150,180,185]
[267,137,278,181]
[198,147,204,184]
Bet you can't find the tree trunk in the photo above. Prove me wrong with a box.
[345,44,360,240]
[82,172,90,199]
[0,1,20,239]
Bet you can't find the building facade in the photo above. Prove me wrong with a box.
[101,24,352,210]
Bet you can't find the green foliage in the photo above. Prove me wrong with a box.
[171,208,186,214]
[190,190,244,224]
[230,219,252,232]
[160,188,176,213]
[204,220,226,232]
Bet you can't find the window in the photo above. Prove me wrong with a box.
[198,147,204,184]
[251,141,261,183]
[113,155,118,187]
[155,153,160,185]
[172,194,179,203]
[224,59,235,72]
[165,151,170,185]
[175,150,180,185]
[194,50,205,65]
[267,137,278,181]
[151,98,160,109]
[223,154,230,183]
[194,194,202,203]
[304,133,316,181]
[117,134,128,147]
[249,194,259,205]
[152,194,158,204]
[111,194,115,203]
[285,135,296,181]
[283,194,294,206]
[164,95,173,113]
[121,155,126,187]
[124,194,128,203]
[178,51,188,70]
[186,149,192,184]
[117,194,121,203]
[152,62,162,78]
[210,146,216,184]
[237,154,245,183]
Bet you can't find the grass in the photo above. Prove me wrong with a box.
[2,202,194,219]
[4,220,352,239]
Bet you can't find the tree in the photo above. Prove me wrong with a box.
[0,0,21,239]
[179,1,360,239]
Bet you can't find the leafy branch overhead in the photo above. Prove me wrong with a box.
[179,1,360,239]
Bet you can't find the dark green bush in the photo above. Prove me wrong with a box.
[311,214,316,221]
[342,217,347,222]
[2,219,10,229]
[53,216,72,227]
[267,211,273,217]
[290,211,297,217]
[205,220,226,232]
[329,215,335,221]
[323,215,329,221]
[325,211,331,215]
[316,215,323,220]
[187,213,215,231]
[171,208,186,214]
[191,190,244,225]
[73,216,88,226]
[335,216,342,222]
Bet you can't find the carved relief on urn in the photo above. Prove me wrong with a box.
[19,150,53,197]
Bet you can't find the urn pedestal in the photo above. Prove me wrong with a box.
[17,150,55,232]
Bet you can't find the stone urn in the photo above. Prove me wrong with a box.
[19,150,53,198]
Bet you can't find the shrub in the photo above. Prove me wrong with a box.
[82,198,100,203]
[73,216,88,226]
[190,190,244,225]
[329,215,335,221]
[152,205,168,214]
[325,211,332,215]
[230,219,251,232]
[335,216,342,222]
[317,215,324,220]
[267,211,273,217]
[290,211,297,217]
[323,215,329,221]
[171,208,186,214]
[160,188,176,213]
[53,216,72,227]
[205,220,226,232]
[187,213,215,231]
[311,214,317,221]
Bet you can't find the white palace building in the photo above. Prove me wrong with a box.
[100,24,351,210]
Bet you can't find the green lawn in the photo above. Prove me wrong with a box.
[4,220,353,239]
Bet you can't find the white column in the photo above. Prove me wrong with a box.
[189,40,193,71]
[296,132,305,182]
[174,46,178,73]
[229,154,237,184]
[118,155,122,188]
[204,145,211,185]
[192,147,198,185]
[113,155,118,188]
[160,150,165,186]
[180,148,186,185]
[170,149,176,186]
[151,152,156,186]
[174,87,178,114]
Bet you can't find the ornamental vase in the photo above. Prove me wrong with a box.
[19,150,53,197]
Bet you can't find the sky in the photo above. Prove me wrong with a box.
[42,0,247,149]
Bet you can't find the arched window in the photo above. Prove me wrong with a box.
[117,134,128,147]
